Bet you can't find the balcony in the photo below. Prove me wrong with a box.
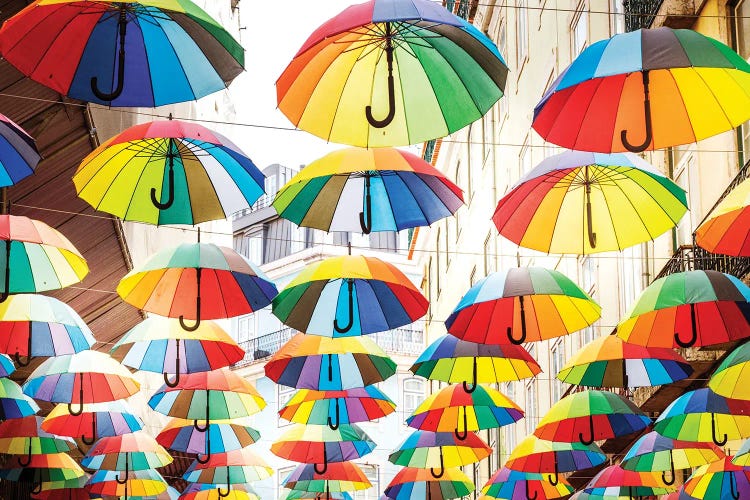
[231,194,275,221]
[623,0,663,31]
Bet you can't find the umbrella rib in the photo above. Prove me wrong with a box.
[404,36,452,143]
[602,164,666,243]
[321,42,367,145]
[566,77,609,152]
[1,5,71,63]
[690,68,736,138]
[147,14,199,101]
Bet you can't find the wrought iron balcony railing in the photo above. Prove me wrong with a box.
[623,0,663,32]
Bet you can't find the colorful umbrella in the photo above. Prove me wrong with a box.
[277,0,507,147]
[0,452,84,494]
[273,147,463,233]
[0,377,39,419]
[384,466,474,499]
[156,417,260,462]
[532,27,750,153]
[733,438,750,466]
[111,316,245,387]
[505,435,607,486]
[621,431,725,486]
[406,383,523,440]
[388,430,492,479]
[23,350,140,416]
[282,461,371,493]
[0,293,94,367]
[0,215,88,300]
[271,424,376,474]
[0,416,75,466]
[117,241,277,331]
[182,447,273,485]
[0,353,13,377]
[581,465,675,497]
[272,255,426,336]
[534,390,650,445]
[681,457,750,499]
[616,270,750,348]
[180,483,259,500]
[265,333,397,390]
[696,178,750,256]
[33,476,91,500]
[86,469,167,499]
[709,341,750,400]
[556,333,693,388]
[653,388,750,446]
[282,491,351,500]
[410,335,542,388]
[41,401,144,445]
[0,112,40,187]
[0,0,243,107]
[279,386,396,429]
[74,119,264,225]
[492,151,688,254]
[81,432,173,478]
[480,467,573,500]
[445,267,600,345]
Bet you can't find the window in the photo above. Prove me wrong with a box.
[352,465,379,499]
[579,255,596,296]
[426,257,433,321]
[504,382,517,455]
[572,5,588,57]
[289,224,306,254]
[736,0,750,164]
[620,245,643,313]
[550,340,566,402]
[611,0,625,35]
[277,385,295,425]
[236,314,254,344]
[484,234,496,276]
[403,378,425,415]
[525,380,537,435]
[516,0,529,67]
[673,155,697,249]
[265,174,277,198]
[238,230,262,264]
[497,22,509,119]
[579,325,596,349]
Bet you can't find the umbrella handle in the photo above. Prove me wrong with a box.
[731,470,740,499]
[14,323,33,367]
[711,412,728,446]
[333,279,354,334]
[17,438,31,467]
[674,302,698,348]
[548,459,559,486]
[194,390,210,433]
[116,453,129,484]
[327,398,340,431]
[585,165,596,248]
[90,6,127,102]
[179,269,202,332]
[196,428,211,464]
[68,372,85,416]
[661,449,675,486]
[81,413,97,445]
[507,295,527,345]
[164,338,182,388]
[359,173,372,234]
[579,414,595,445]
[462,357,478,393]
[217,485,230,498]
[430,451,444,478]
[525,480,538,500]
[0,239,11,303]
[454,405,468,441]
[365,23,396,128]
[620,71,653,153]
[314,446,328,474]
[150,147,175,210]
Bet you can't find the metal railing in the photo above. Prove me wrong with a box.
[231,194,275,220]
[623,0,663,31]
[234,327,296,367]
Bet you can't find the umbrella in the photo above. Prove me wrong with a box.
[616,270,750,348]
[86,469,167,499]
[384,466,473,499]
[182,447,273,486]
[696,177,750,256]
[734,438,750,466]
[681,457,750,499]
[33,480,92,500]
[410,335,542,388]
[534,390,651,445]
[156,417,260,461]
[653,388,750,446]
[621,431,725,486]
[556,333,693,388]
[492,151,688,254]
[0,294,94,367]
[265,333,397,390]
[0,215,88,301]
[581,465,675,498]
[0,112,40,187]
[272,255,427,336]
[480,467,573,500]
[0,377,39,419]
[532,27,750,153]
[709,340,750,400]
[179,483,259,500]
[505,435,607,486]
[406,383,523,440]
[271,423,376,474]
[41,401,144,445]
[282,461,372,493]
[276,0,508,147]
[111,316,245,387]
[74,119,265,226]
[0,416,75,466]
[0,452,84,495]
[117,241,277,331]
[273,147,463,233]
[445,267,600,345]
[0,0,244,107]
[279,386,396,429]
[388,430,492,479]
[282,491,352,500]
[23,350,140,416]
[81,432,173,480]
[0,353,13,377]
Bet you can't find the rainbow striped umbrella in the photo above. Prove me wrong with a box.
[41,401,144,446]
[696,178,750,256]
[446,267,600,345]
[389,430,491,479]
[273,147,463,233]
[86,469,167,498]
[581,465,675,497]
[481,467,573,500]
[282,491,351,500]
[282,461,372,493]
[272,255,427,337]
[0,113,40,187]
[279,386,396,429]
[180,483,259,500]
[384,466,474,499]
[156,418,260,461]
[81,432,173,477]
[32,476,90,500]
[0,452,84,494]
[0,416,75,467]
[0,377,39,419]
[709,341,750,400]
[117,241,277,331]
[182,447,273,485]
[682,457,750,500]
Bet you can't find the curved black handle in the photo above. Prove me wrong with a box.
[333,279,354,334]
[584,165,596,248]
[164,338,182,388]
[68,372,85,416]
[507,295,527,345]
[365,23,395,128]
[314,446,328,474]
[462,357,478,393]
[196,431,211,464]
[731,471,740,500]
[115,454,129,484]
[548,459,559,486]
[579,414,595,445]
[81,413,97,446]
[661,450,675,486]
[525,480,538,500]
[711,412,728,446]
[674,302,698,348]
[194,389,210,433]
[17,439,31,467]
[620,71,653,153]
[359,173,372,234]
[0,239,11,303]
[454,406,468,441]
[179,268,201,332]
[327,398,340,431]
[430,451,445,478]
[90,6,127,101]
[150,157,175,210]
[14,323,33,367]
[217,467,231,498]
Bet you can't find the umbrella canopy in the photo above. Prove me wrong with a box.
[582,465,675,497]
[653,388,750,446]
[0,416,75,467]
[271,424,376,473]
[273,147,463,233]
[117,241,277,330]
[74,119,264,226]
[111,316,245,387]
[696,178,750,256]
[410,335,541,386]
[0,112,40,187]
[86,469,167,498]
[0,353,13,377]
[23,350,140,416]
[388,430,492,479]
[179,483,259,500]
[265,334,397,390]
[734,438,750,466]
[81,431,173,473]
[505,435,607,485]
[33,485,91,500]
[480,467,573,500]
[279,386,396,429]
[0,0,244,107]
[622,431,725,487]
[384,466,474,499]
[492,151,688,254]
[182,447,273,484]
[282,461,372,493]
[557,333,693,388]
[709,341,750,400]
[534,390,651,445]
[445,267,600,345]
[0,452,84,490]
[406,384,523,439]
[616,270,750,348]
[0,294,94,367]
[276,0,508,147]
[0,215,88,299]
[272,255,426,337]
[532,27,750,153]
[681,457,750,499]
[0,377,39,419]
[156,417,260,460]
[41,401,144,445]
[282,491,351,500]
